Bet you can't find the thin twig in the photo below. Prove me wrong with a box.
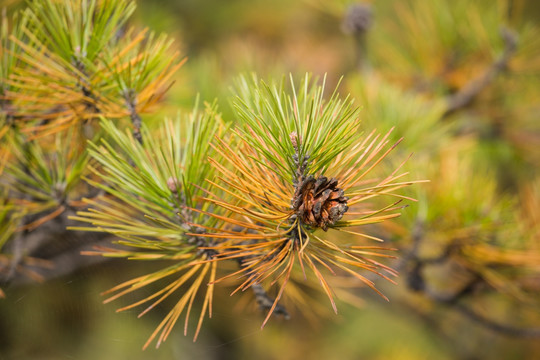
[444,27,518,116]
[73,57,101,115]
[452,302,540,338]
[233,250,290,319]
[250,283,290,319]
[124,89,143,144]
[290,131,309,189]
[3,134,35,283]
[229,224,290,319]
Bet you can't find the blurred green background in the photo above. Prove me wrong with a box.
[1,0,540,359]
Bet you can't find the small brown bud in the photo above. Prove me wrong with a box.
[167,177,181,193]
[290,132,299,150]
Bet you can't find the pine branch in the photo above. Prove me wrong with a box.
[190,74,414,327]
[400,218,540,339]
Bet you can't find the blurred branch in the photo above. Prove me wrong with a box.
[9,236,113,286]
[400,217,540,339]
[451,302,540,338]
[427,285,540,338]
[444,27,518,117]
[1,206,112,287]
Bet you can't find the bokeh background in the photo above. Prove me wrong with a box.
[1,0,540,359]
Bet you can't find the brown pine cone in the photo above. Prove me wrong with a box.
[292,175,349,231]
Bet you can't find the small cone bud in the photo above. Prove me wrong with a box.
[167,177,181,193]
[290,131,299,150]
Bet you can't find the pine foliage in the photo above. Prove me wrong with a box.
[2,0,540,354]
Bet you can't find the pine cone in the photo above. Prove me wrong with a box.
[293,175,349,231]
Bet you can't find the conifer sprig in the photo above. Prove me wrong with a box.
[233,74,361,183]
[4,129,90,225]
[70,103,226,348]
[1,128,89,289]
[188,75,418,326]
[1,8,26,171]
[4,0,183,138]
[24,0,135,65]
[101,27,186,142]
[1,7,26,104]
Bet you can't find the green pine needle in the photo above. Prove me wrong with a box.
[73,101,225,243]
[233,73,362,182]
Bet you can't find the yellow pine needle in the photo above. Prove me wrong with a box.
[348,191,419,206]
[206,240,289,286]
[9,36,78,81]
[0,125,8,140]
[231,250,290,293]
[312,237,394,275]
[242,207,292,221]
[332,254,396,284]
[261,255,294,328]
[182,263,208,336]
[346,206,404,216]
[6,91,75,105]
[338,213,402,227]
[115,269,192,313]
[247,244,293,290]
[327,258,389,302]
[139,55,185,99]
[185,208,283,236]
[309,253,337,276]
[326,129,376,175]
[193,262,216,341]
[199,183,287,220]
[139,264,202,319]
[212,174,290,211]
[103,262,191,302]
[304,254,338,314]
[364,258,399,278]
[150,262,210,348]
[345,179,417,198]
[25,118,76,140]
[335,130,386,187]
[207,159,270,200]
[347,199,404,219]
[348,249,396,258]
[204,238,287,253]
[189,231,281,240]
[342,137,403,191]
[105,28,150,68]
